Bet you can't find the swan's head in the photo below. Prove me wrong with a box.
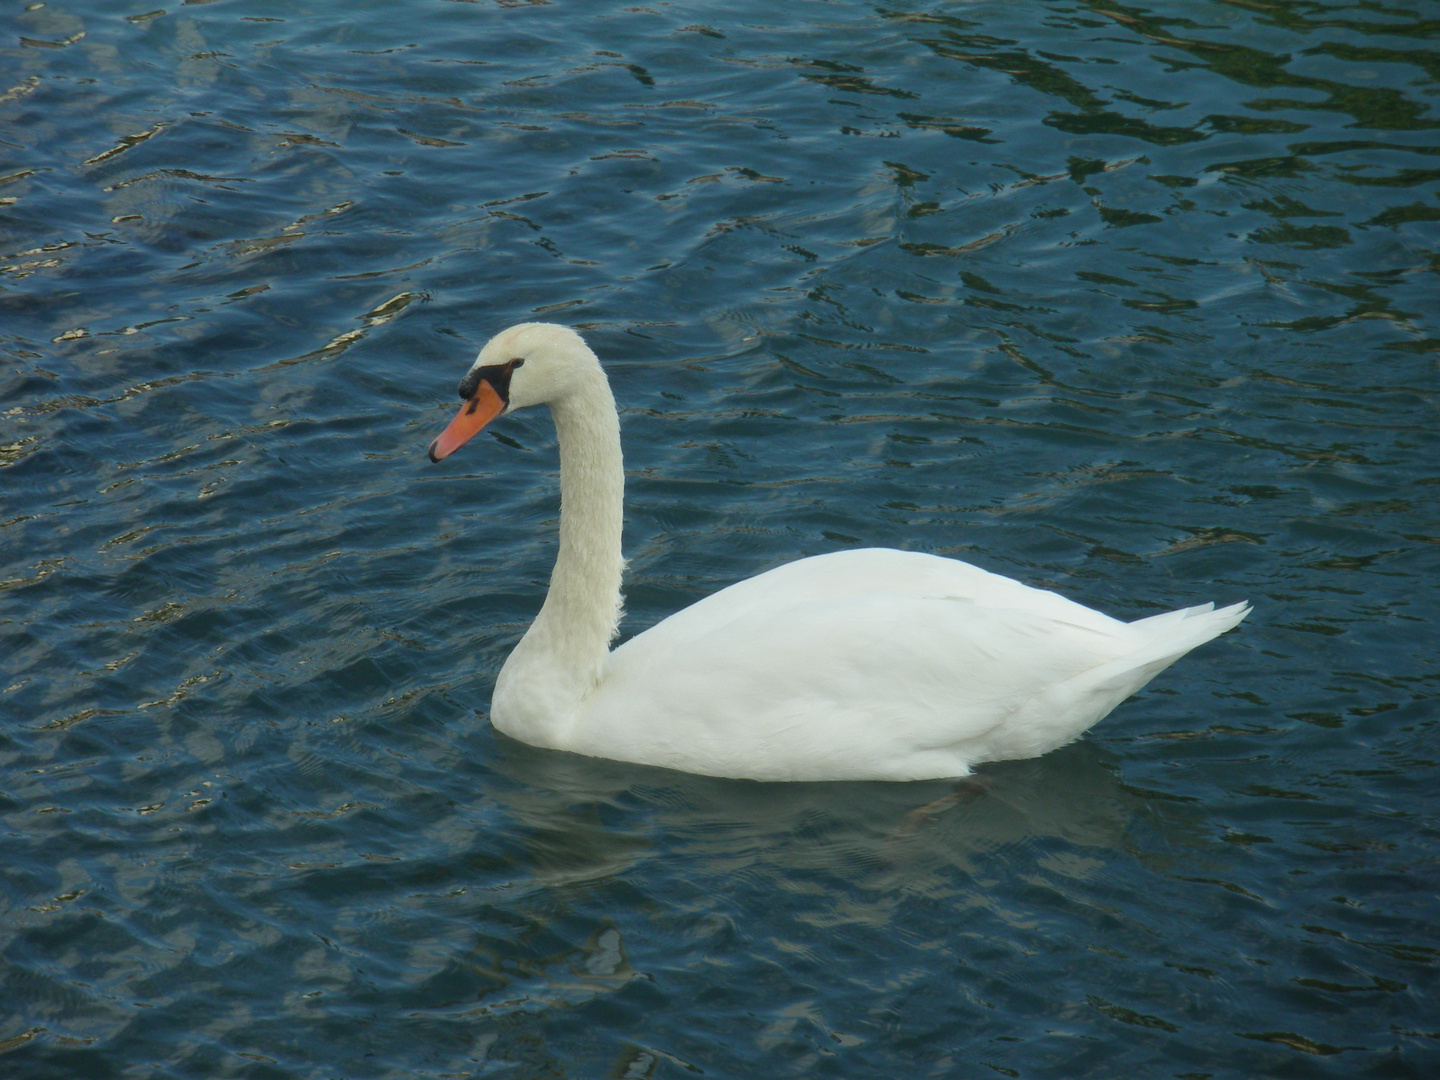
[427,323,597,462]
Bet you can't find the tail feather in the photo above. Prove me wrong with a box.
[992,599,1251,761]
[1079,598,1252,711]
[1128,599,1250,636]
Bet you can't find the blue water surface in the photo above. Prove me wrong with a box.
[2,0,1438,1077]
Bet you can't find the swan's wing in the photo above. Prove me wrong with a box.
[577,586,1142,781]
[629,548,1124,644]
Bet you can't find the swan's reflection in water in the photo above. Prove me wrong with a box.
[484,731,1142,878]
[428,729,1196,1072]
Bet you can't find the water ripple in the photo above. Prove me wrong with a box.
[2,0,1438,1077]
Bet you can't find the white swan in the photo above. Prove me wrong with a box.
[428,323,1249,782]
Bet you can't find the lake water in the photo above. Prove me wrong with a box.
[2,1,1437,1076]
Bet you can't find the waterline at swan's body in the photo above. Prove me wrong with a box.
[428,323,1249,782]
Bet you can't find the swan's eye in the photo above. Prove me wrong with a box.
[458,357,524,400]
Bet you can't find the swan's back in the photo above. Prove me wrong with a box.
[566,550,1248,781]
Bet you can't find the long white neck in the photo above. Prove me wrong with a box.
[491,364,625,746]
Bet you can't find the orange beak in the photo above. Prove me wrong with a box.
[428,379,506,462]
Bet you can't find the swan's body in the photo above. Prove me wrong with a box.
[429,323,1248,782]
